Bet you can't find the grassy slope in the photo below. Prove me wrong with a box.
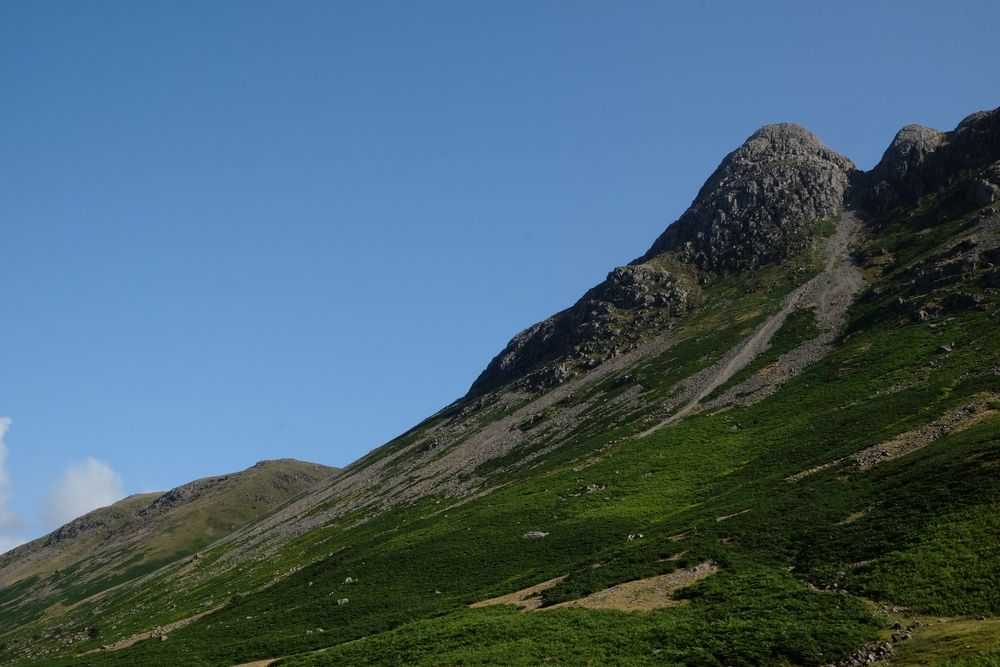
[0,460,336,652]
[5,191,999,666]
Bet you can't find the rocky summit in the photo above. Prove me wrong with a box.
[469,123,858,397]
[2,106,999,667]
[865,110,1000,213]
[471,110,1000,398]
[642,123,858,272]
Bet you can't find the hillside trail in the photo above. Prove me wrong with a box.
[634,211,865,439]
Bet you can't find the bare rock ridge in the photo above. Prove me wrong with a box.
[640,123,858,272]
[863,109,1000,214]
[469,123,857,397]
[863,124,946,214]
[469,107,1000,399]
[467,264,691,397]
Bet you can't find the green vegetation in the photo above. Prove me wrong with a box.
[942,655,1000,667]
[0,460,336,652]
[4,192,999,666]
[280,567,876,667]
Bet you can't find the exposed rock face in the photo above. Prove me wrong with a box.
[468,108,999,399]
[865,124,946,213]
[967,160,1000,206]
[147,478,224,512]
[587,266,689,310]
[640,123,857,273]
[468,124,854,397]
[41,502,147,547]
[467,264,689,396]
[145,460,330,514]
[864,108,1000,214]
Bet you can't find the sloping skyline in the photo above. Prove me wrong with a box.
[2,0,998,549]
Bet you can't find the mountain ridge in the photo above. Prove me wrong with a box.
[469,109,1000,399]
[0,459,336,594]
[1,105,999,667]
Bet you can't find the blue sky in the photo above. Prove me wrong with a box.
[1,0,998,550]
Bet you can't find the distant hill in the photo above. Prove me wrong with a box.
[0,459,336,642]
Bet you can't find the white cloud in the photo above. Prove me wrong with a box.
[0,424,128,552]
[0,417,27,555]
[43,457,125,529]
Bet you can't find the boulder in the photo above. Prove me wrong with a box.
[968,178,1000,206]
[968,161,1000,206]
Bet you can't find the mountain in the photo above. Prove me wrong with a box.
[2,107,999,667]
[0,460,336,651]
[469,122,860,397]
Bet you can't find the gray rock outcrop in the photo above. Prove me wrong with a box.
[469,124,854,397]
[468,262,691,395]
[467,108,1000,400]
[863,108,1000,214]
[967,160,1000,206]
[640,123,857,273]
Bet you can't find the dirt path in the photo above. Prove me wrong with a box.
[470,576,567,611]
[544,562,718,612]
[469,563,718,614]
[635,212,865,438]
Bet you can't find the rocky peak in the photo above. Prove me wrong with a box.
[735,123,849,161]
[467,110,1000,400]
[863,124,947,213]
[872,124,947,182]
[640,123,857,273]
[468,123,857,397]
[864,107,1000,214]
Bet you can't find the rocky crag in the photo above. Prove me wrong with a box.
[471,109,1000,398]
[863,109,1000,214]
